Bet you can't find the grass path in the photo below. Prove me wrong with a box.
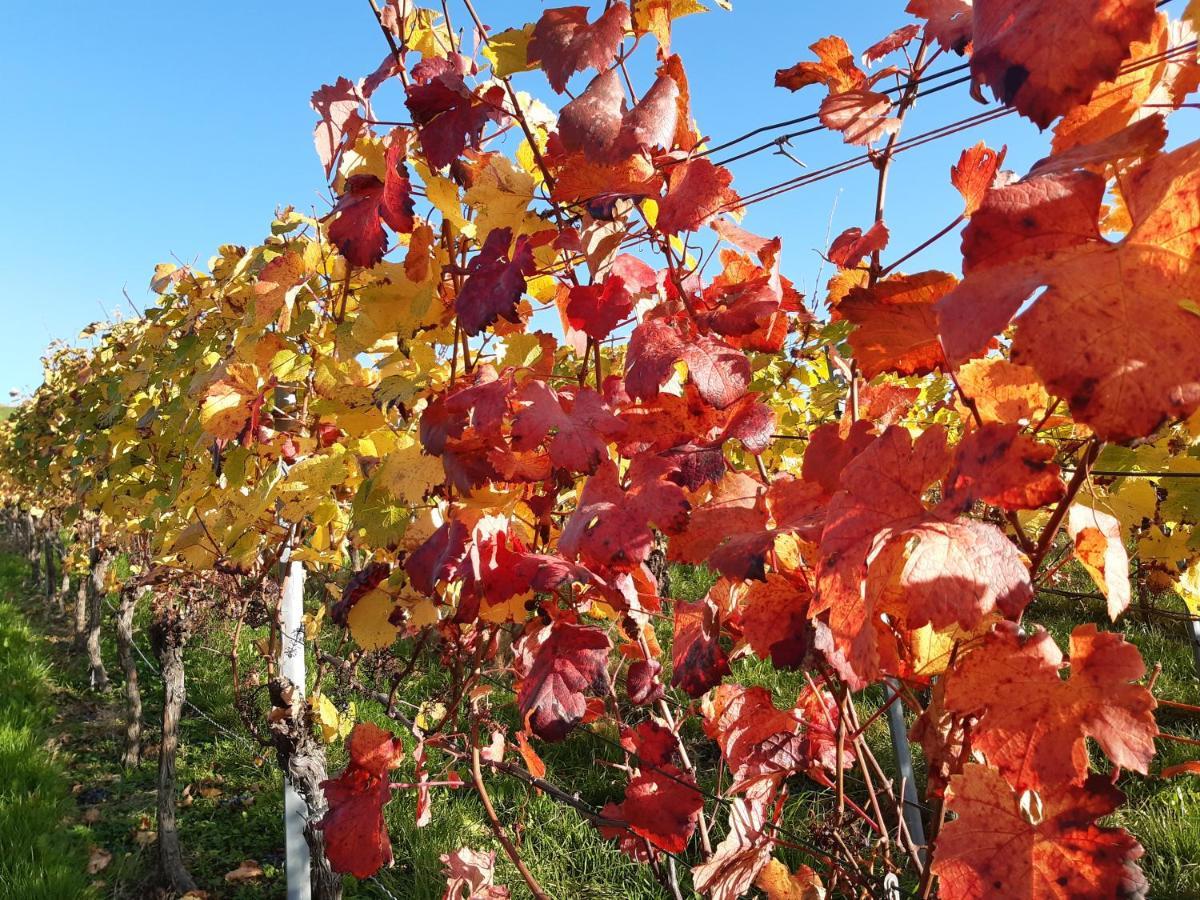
[0,554,95,899]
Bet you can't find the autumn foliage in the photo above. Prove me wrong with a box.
[3,0,1200,897]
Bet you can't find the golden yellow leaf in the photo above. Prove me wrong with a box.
[199,363,262,441]
[756,858,826,900]
[480,590,535,624]
[377,436,443,504]
[1173,559,1200,615]
[632,0,707,52]
[347,586,399,651]
[483,24,536,77]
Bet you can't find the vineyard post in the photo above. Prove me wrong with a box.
[884,679,926,860]
[1188,618,1200,681]
[280,555,312,900]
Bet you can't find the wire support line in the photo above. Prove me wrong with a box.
[703,39,1197,177]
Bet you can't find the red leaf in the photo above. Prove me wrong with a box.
[441,847,510,899]
[608,766,703,854]
[558,69,679,163]
[625,320,686,401]
[970,0,1156,128]
[348,721,405,776]
[775,35,866,93]
[564,274,638,340]
[952,141,1008,215]
[943,623,1157,792]
[942,424,1065,512]
[671,593,730,697]
[703,220,805,353]
[813,426,1033,687]
[406,76,507,169]
[906,0,972,54]
[514,618,612,741]
[528,3,632,93]
[627,659,666,706]
[317,723,405,879]
[656,158,740,235]
[933,764,1147,899]
[320,768,393,878]
[691,787,780,900]
[511,381,625,473]
[327,138,415,268]
[827,220,890,268]
[739,573,816,670]
[455,228,536,336]
[837,270,955,379]
[819,89,900,146]
[862,24,922,63]
[560,457,690,570]
[620,720,677,767]
[682,337,750,410]
[312,77,364,178]
[938,140,1200,441]
[703,684,807,792]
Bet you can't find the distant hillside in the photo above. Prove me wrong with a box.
[0,407,14,422]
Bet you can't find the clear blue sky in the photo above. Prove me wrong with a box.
[2,1,1195,396]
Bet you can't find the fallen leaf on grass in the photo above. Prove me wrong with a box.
[225,860,265,883]
[87,847,112,874]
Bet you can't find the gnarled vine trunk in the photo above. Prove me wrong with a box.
[85,545,111,691]
[116,585,142,768]
[43,533,58,609]
[26,513,41,588]
[149,607,197,895]
[73,570,88,644]
[268,676,342,900]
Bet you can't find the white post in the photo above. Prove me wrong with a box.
[1188,618,1200,683]
[281,558,312,900]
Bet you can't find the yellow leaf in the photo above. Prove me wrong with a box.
[312,693,344,743]
[1174,559,1200,615]
[199,363,262,441]
[480,590,535,624]
[401,594,441,629]
[756,858,826,900]
[632,0,707,52]
[1138,525,1191,569]
[416,161,475,237]
[377,436,443,504]
[416,700,447,731]
[909,616,994,678]
[304,605,327,642]
[347,586,399,651]
[465,153,541,239]
[483,25,536,77]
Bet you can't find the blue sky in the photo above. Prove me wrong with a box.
[2,0,1195,396]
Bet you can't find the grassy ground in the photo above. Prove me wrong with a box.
[0,555,94,899]
[0,551,1197,898]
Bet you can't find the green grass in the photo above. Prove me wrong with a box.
[0,406,14,422]
[0,555,95,900]
[1,551,1198,898]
